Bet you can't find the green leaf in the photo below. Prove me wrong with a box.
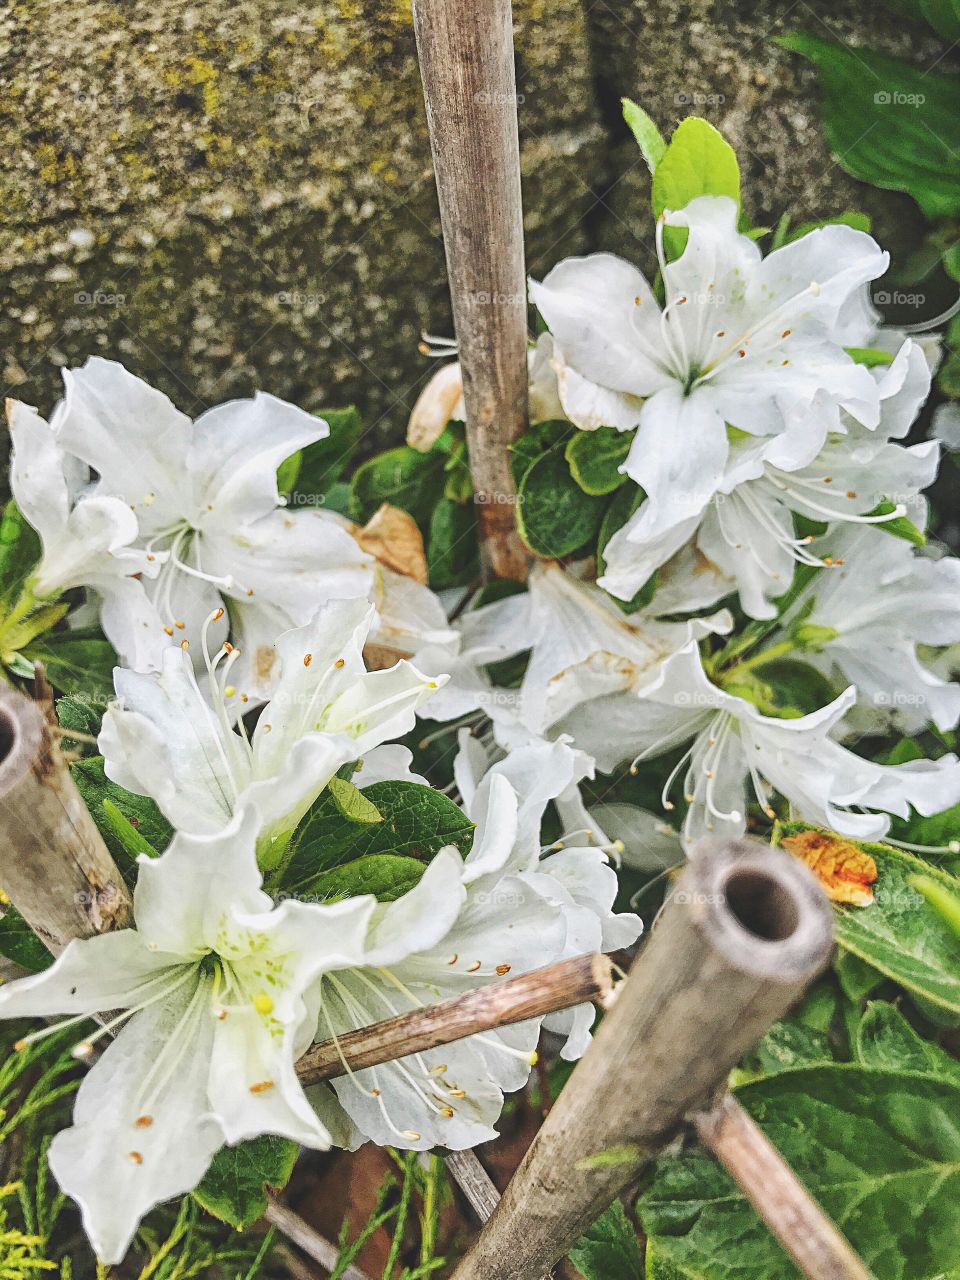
[305,853,428,902]
[23,628,117,704]
[0,501,40,610]
[757,658,841,717]
[776,823,960,1013]
[294,406,363,495]
[276,449,302,495]
[911,872,960,938]
[569,1200,643,1280]
[564,428,633,496]
[516,449,606,559]
[193,1136,299,1230]
[327,776,384,825]
[882,0,960,41]
[281,780,474,896]
[857,1001,960,1079]
[71,757,173,869]
[741,1019,835,1078]
[101,797,162,857]
[509,420,574,487]
[641,1065,960,1280]
[56,693,103,741]
[427,497,480,590]
[622,98,667,174]
[651,118,740,258]
[786,211,873,241]
[0,905,51,972]
[779,33,960,219]
[862,499,926,546]
[844,346,895,368]
[349,445,446,530]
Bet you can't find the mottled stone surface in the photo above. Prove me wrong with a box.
[0,0,950,441]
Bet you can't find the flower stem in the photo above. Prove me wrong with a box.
[718,639,795,685]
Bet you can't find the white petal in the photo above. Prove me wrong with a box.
[57,359,193,536]
[49,984,222,1265]
[621,385,729,543]
[190,393,329,526]
[101,648,243,834]
[530,253,669,396]
[0,931,181,1020]
[756,222,889,334]
[198,509,373,623]
[7,401,83,546]
[133,808,270,955]
[354,745,428,788]
[359,848,467,966]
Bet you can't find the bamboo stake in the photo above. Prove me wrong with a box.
[444,1150,501,1223]
[297,953,612,1085]
[448,839,837,1280]
[693,1094,873,1280]
[264,1200,373,1280]
[0,685,131,955]
[412,0,530,581]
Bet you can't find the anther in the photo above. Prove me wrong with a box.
[135,1115,154,1129]
[129,1151,144,1165]
[303,654,312,667]
[334,658,345,668]
[211,608,225,622]
[163,626,174,636]
[447,954,458,965]
[403,1131,421,1141]
[781,329,791,338]
[496,964,511,976]
[249,1080,274,1094]
[180,640,189,650]
[174,620,185,630]
[466,961,481,973]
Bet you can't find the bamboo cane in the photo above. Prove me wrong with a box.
[448,839,838,1280]
[0,684,131,954]
[297,952,612,1085]
[412,0,530,581]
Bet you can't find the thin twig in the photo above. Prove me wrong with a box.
[265,1201,373,1280]
[444,1151,500,1223]
[693,1094,874,1280]
[297,954,613,1085]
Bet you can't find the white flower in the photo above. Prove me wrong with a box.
[307,737,641,1150]
[786,526,960,732]
[9,359,373,676]
[531,195,888,563]
[6,401,162,670]
[100,598,446,864]
[0,808,376,1264]
[420,561,731,745]
[553,641,960,847]
[600,339,938,618]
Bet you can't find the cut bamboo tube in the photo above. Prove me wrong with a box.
[693,1094,873,1280]
[449,839,836,1280]
[297,953,612,1085]
[0,685,131,954]
[412,0,530,581]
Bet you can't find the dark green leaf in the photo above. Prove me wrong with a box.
[742,1019,835,1078]
[0,905,52,972]
[23,628,117,704]
[194,1136,299,1230]
[516,449,606,559]
[857,1001,960,1078]
[427,497,480,590]
[569,1200,643,1280]
[306,853,427,902]
[56,693,103,745]
[282,780,473,896]
[0,501,40,610]
[758,659,842,716]
[509,420,575,487]
[564,428,634,496]
[349,445,445,528]
[642,1065,960,1280]
[622,98,667,174]
[295,406,363,495]
[327,776,384,825]
[72,757,172,869]
[779,33,960,218]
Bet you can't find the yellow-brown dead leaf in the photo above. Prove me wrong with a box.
[356,503,429,584]
[782,830,878,906]
[406,361,463,453]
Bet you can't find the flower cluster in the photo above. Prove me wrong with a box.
[1,129,959,1269]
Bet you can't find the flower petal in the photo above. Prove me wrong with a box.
[190,393,329,527]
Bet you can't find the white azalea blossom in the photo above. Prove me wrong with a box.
[100,598,446,863]
[531,196,888,564]
[8,358,373,676]
[786,526,960,732]
[552,641,960,848]
[307,737,641,1151]
[420,561,731,744]
[0,808,376,1264]
[598,334,937,618]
